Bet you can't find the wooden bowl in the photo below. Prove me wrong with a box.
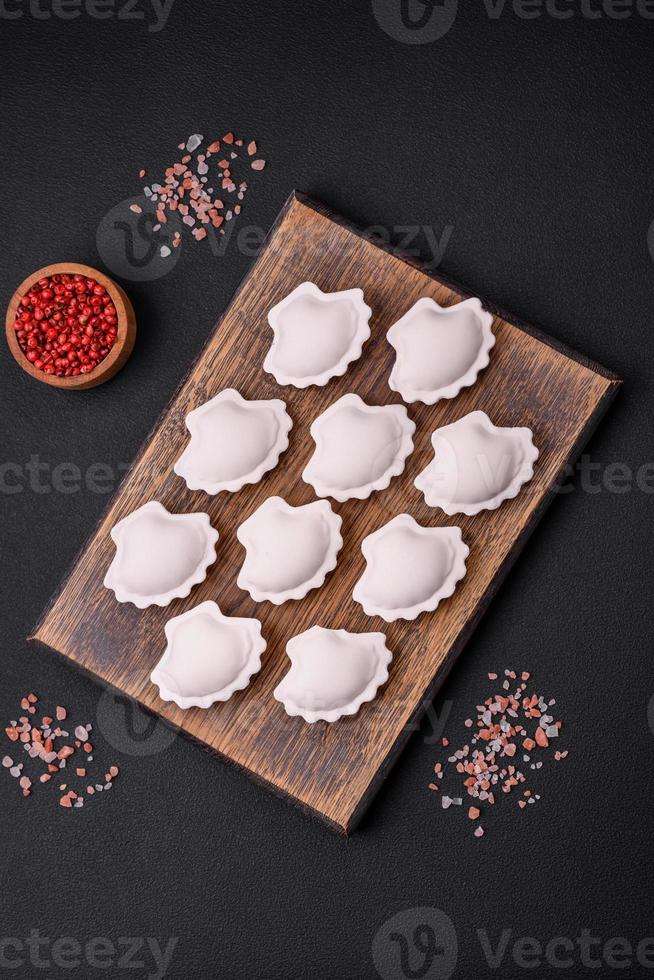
[5,263,136,390]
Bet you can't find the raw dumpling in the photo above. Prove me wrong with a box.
[264,281,371,387]
[274,626,392,723]
[151,601,266,709]
[353,515,468,621]
[174,388,292,494]
[302,393,415,502]
[104,501,218,608]
[387,296,495,404]
[415,411,538,515]
[237,496,343,604]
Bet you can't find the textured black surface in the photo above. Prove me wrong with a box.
[0,3,652,979]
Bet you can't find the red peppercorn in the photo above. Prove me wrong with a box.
[13,272,118,378]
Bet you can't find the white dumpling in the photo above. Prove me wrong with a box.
[174,388,292,494]
[274,626,392,723]
[387,296,495,404]
[104,501,218,608]
[151,601,266,709]
[237,496,342,604]
[264,281,371,387]
[302,394,415,502]
[353,515,469,622]
[414,411,538,515]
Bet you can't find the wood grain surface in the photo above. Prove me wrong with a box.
[32,192,620,833]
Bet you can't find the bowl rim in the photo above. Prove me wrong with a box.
[5,262,136,390]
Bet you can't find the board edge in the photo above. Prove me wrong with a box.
[345,374,621,833]
[26,634,351,835]
[293,191,621,385]
[29,189,623,835]
[30,191,301,643]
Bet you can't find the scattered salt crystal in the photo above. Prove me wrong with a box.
[75,726,88,741]
[160,245,172,258]
[474,826,484,837]
[2,756,13,768]
[186,134,203,152]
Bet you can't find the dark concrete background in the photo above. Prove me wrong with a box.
[0,2,652,978]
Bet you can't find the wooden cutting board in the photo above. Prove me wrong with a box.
[32,192,620,833]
